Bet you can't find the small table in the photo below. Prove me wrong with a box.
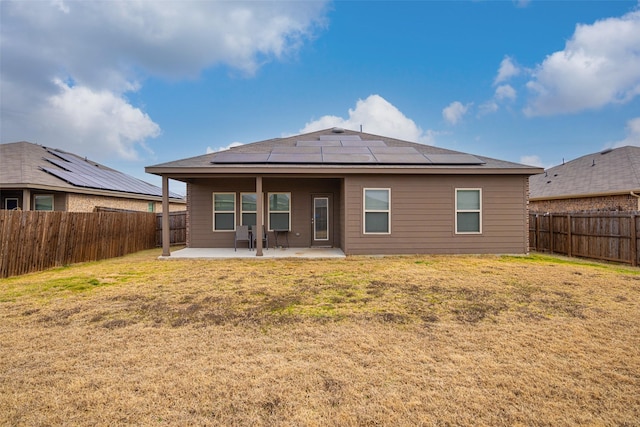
[273,229,289,248]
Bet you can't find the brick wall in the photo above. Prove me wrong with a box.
[530,194,639,213]
[67,193,185,213]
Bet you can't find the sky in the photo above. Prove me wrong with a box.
[2,0,640,196]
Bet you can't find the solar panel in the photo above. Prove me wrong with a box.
[271,146,321,154]
[206,138,486,168]
[341,140,387,147]
[424,154,485,165]
[43,150,182,198]
[322,153,377,163]
[296,140,341,147]
[372,154,432,164]
[321,146,371,154]
[369,146,419,154]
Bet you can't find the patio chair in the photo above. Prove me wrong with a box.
[234,225,252,251]
[251,225,269,250]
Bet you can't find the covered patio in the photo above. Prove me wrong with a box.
[159,247,345,259]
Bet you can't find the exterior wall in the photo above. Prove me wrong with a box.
[186,174,531,255]
[187,177,342,248]
[0,190,67,211]
[343,174,530,255]
[530,194,639,213]
[67,193,185,213]
[1,189,185,212]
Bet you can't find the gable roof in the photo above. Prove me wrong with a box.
[147,128,541,177]
[1,141,184,201]
[529,145,640,200]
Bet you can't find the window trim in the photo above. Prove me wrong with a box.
[363,188,391,235]
[212,192,236,232]
[267,192,291,231]
[455,188,482,234]
[4,198,19,210]
[240,192,257,227]
[34,194,54,211]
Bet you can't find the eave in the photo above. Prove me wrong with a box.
[145,165,543,179]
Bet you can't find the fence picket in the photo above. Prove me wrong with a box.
[0,211,158,278]
[530,211,639,266]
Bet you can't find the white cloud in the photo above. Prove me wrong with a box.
[495,84,517,101]
[520,155,544,167]
[525,10,640,116]
[31,80,160,160]
[608,117,640,148]
[442,101,471,125]
[478,101,499,117]
[207,142,244,153]
[0,1,329,160]
[494,56,521,85]
[301,94,436,144]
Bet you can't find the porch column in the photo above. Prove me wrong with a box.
[22,189,31,210]
[162,175,170,257]
[256,176,264,256]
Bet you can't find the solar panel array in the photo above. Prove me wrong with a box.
[41,150,182,198]
[211,138,485,166]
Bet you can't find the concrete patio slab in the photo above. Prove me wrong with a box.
[159,247,346,259]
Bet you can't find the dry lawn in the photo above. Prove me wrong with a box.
[0,249,639,426]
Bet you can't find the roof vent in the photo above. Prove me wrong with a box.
[331,127,345,134]
[600,148,613,155]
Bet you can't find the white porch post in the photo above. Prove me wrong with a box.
[22,189,31,210]
[256,176,264,256]
[162,175,170,257]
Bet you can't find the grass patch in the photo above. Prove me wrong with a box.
[1,250,639,425]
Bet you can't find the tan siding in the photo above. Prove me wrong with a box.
[344,174,528,255]
[188,177,341,248]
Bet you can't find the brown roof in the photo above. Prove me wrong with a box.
[529,145,640,200]
[147,128,541,176]
[1,141,184,201]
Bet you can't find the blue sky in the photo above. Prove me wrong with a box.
[2,1,639,195]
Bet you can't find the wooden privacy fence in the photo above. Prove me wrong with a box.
[529,211,639,266]
[156,211,186,246]
[0,210,156,278]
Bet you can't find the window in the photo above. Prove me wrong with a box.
[268,193,290,231]
[5,198,18,210]
[213,193,235,231]
[363,188,390,234]
[34,195,53,211]
[241,193,257,227]
[456,189,482,234]
[147,202,155,212]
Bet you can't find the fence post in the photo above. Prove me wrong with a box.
[549,213,554,254]
[536,214,540,252]
[631,214,637,267]
[567,214,572,258]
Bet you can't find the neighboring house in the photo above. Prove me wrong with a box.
[529,146,640,213]
[146,128,542,256]
[1,141,185,212]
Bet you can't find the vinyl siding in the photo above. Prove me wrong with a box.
[188,177,342,248]
[343,174,529,255]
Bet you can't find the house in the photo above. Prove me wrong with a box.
[0,141,185,212]
[529,145,640,213]
[145,128,542,256]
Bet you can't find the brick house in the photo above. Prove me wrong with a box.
[1,141,185,212]
[529,146,640,213]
